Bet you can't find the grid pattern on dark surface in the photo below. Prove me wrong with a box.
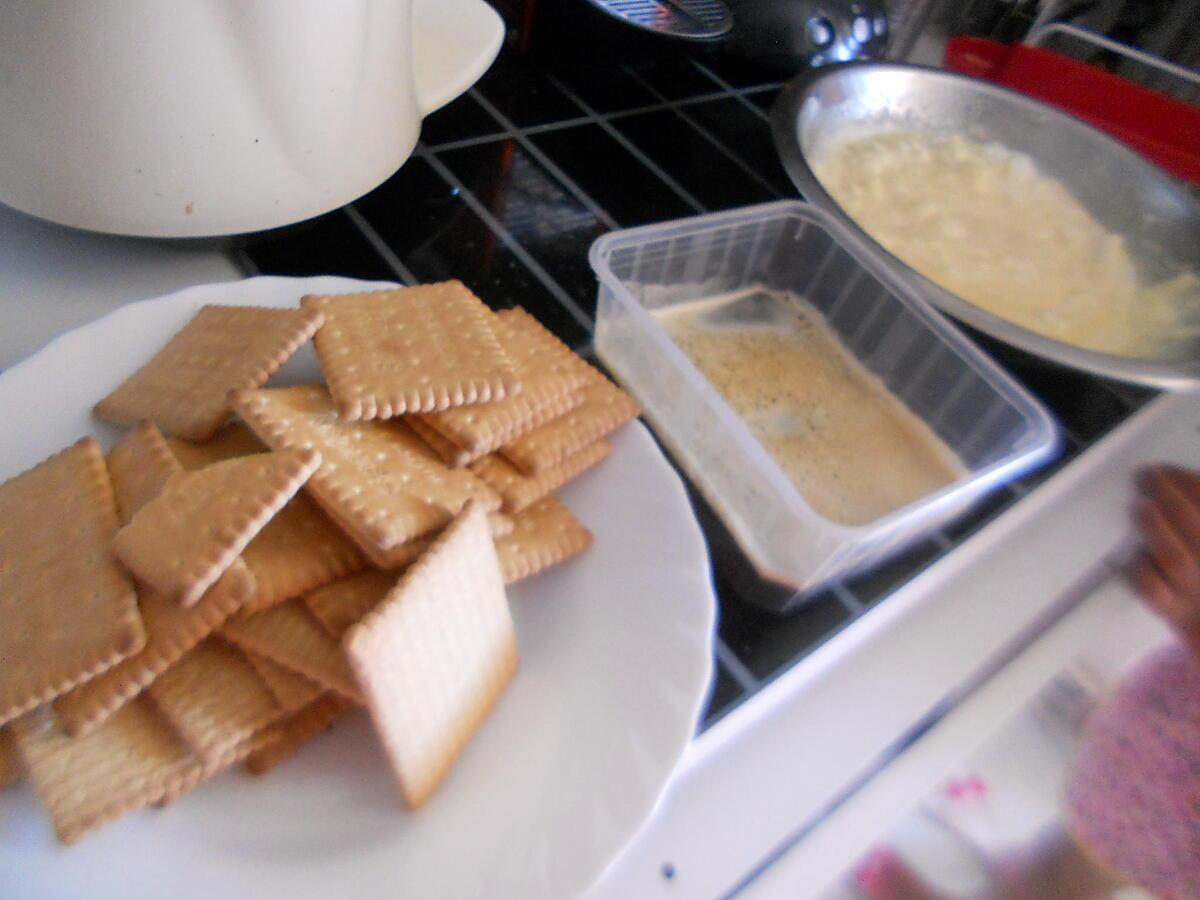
[237,44,1155,729]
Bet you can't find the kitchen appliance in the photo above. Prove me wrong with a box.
[0,0,504,238]
[772,62,1200,388]
[507,0,887,70]
[725,0,889,69]
[943,34,1200,186]
[581,0,734,41]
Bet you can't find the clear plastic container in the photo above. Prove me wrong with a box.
[589,200,1060,594]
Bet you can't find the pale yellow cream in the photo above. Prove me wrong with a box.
[814,131,1197,358]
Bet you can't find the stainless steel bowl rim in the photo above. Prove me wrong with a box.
[771,60,1200,389]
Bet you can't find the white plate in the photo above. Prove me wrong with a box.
[0,276,717,900]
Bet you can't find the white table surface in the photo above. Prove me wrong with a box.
[0,203,242,369]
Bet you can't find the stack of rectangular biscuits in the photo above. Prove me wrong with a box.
[0,281,639,843]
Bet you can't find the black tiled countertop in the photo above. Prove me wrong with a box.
[236,40,1155,729]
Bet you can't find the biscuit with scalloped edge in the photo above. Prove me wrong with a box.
[95,305,323,440]
[242,652,325,714]
[147,638,285,762]
[412,307,590,455]
[54,422,256,738]
[495,495,593,584]
[500,374,639,475]
[344,502,517,808]
[167,426,367,612]
[0,437,143,728]
[304,282,519,420]
[12,699,209,844]
[222,599,362,703]
[230,385,499,560]
[112,447,320,607]
[471,440,612,513]
[244,694,350,776]
[305,569,400,639]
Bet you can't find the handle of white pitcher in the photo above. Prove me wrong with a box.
[413,0,505,117]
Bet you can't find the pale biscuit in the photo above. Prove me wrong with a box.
[0,437,143,727]
[168,426,367,612]
[147,638,285,762]
[54,423,255,737]
[0,725,20,790]
[53,571,254,738]
[405,416,475,468]
[305,569,400,639]
[500,375,639,475]
[112,447,321,607]
[344,502,518,808]
[222,599,363,703]
[242,652,325,714]
[492,307,588,387]
[304,282,519,419]
[239,495,368,613]
[12,699,207,844]
[244,694,350,777]
[107,421,189,522]
[359,535,433,572]
[164,425,268,469]
[415,387,586,462]
[412,307,591,454]
[153,719,286,809]
[230,385,500,559]
[94,304,323,441]
[496,495,594,584]
[470,440,613,513]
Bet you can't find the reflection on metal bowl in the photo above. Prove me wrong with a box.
[772,62,1200,388]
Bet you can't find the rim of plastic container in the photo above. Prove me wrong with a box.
[589,200,1062,559]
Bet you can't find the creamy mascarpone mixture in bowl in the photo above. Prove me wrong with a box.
[813,130,1200,360]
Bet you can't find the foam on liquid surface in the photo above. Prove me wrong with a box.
[655,290,965,526]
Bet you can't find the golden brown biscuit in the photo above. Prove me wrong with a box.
[0,438,143,727]
[304,282,519,419]
[344,503,517,808]
[94,305,323,440]
[112,447,320,607]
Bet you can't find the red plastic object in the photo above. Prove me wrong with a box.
[944,36,1200,187]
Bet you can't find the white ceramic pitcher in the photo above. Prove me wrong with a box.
[0,0,504,237]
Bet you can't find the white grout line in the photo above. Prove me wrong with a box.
[420,152,595,331]
[618,64,786,199]
[419,88,782,154]
[689,58,775,123]
[467,90,621,231]
[543,74,708,215]
[418,131,510,153]
[715,638,762,692]
[341,205,419,286]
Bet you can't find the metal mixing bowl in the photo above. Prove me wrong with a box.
[772,62,1200,388]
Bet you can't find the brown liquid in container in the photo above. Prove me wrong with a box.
[656,293,965,526]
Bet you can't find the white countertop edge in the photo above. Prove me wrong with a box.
[590,390,1198,899]
[746,578,1170,899]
